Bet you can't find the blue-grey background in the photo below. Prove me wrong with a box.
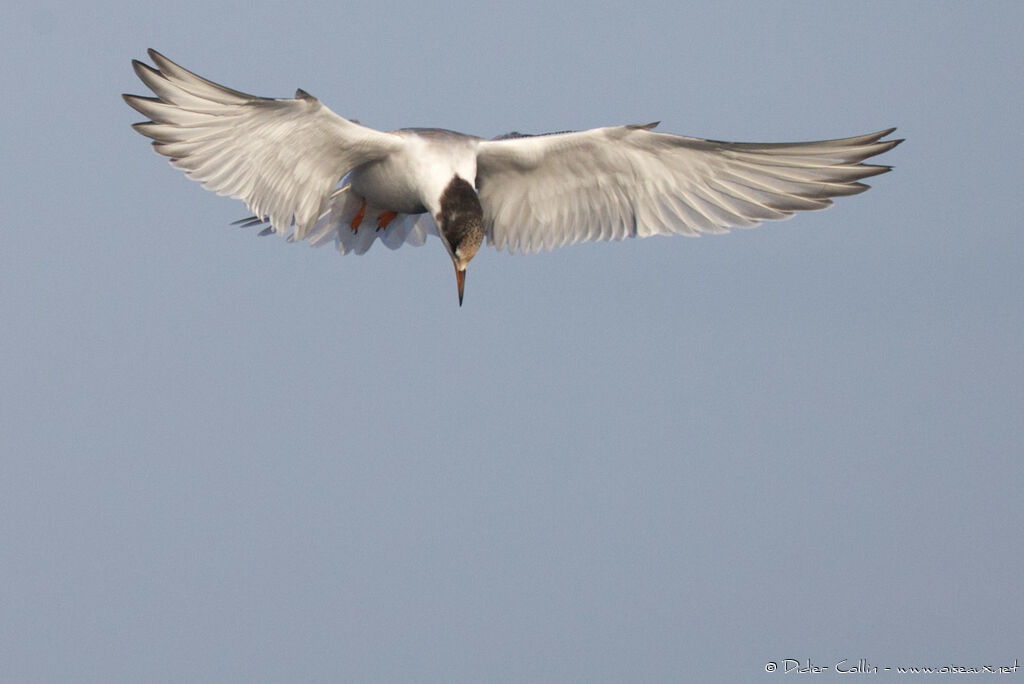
[2,2,1021,682]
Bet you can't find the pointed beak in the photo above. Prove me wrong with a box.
[455,265,466,306]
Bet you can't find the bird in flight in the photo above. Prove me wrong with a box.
[124,50,901,305]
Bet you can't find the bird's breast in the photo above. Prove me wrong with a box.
[349,160,429,215]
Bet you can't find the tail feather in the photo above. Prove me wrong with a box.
[237,184,437,255]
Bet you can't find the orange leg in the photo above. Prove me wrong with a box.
[377,210,398,231]
[349,198,366,233]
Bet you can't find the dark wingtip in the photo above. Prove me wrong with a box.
[878,128,904,147]
[122,93,156,114]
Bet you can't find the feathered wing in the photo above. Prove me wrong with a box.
[123,49,405,241]
[475,124,902,254]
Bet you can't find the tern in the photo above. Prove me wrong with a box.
[124,50,902,305]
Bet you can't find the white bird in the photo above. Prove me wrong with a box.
[124,50,902,305]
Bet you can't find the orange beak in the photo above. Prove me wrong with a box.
[455,266,466,306]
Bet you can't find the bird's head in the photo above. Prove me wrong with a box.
[436,175,484,306]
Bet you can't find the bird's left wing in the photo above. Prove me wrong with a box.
[475,124,901,254]
[124,49,404,240]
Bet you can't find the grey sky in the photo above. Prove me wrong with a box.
[2,1,1021,682]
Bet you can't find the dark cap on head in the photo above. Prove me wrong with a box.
[437,175,484,305]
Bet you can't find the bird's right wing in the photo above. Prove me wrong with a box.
[476,124,901,254]
[123,49,404,240]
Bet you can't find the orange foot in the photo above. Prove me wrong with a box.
[349,199,366,233]
[377,211,398,231]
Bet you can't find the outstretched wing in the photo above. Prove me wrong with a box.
[475,124,902,254]
[123,49,404,240]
